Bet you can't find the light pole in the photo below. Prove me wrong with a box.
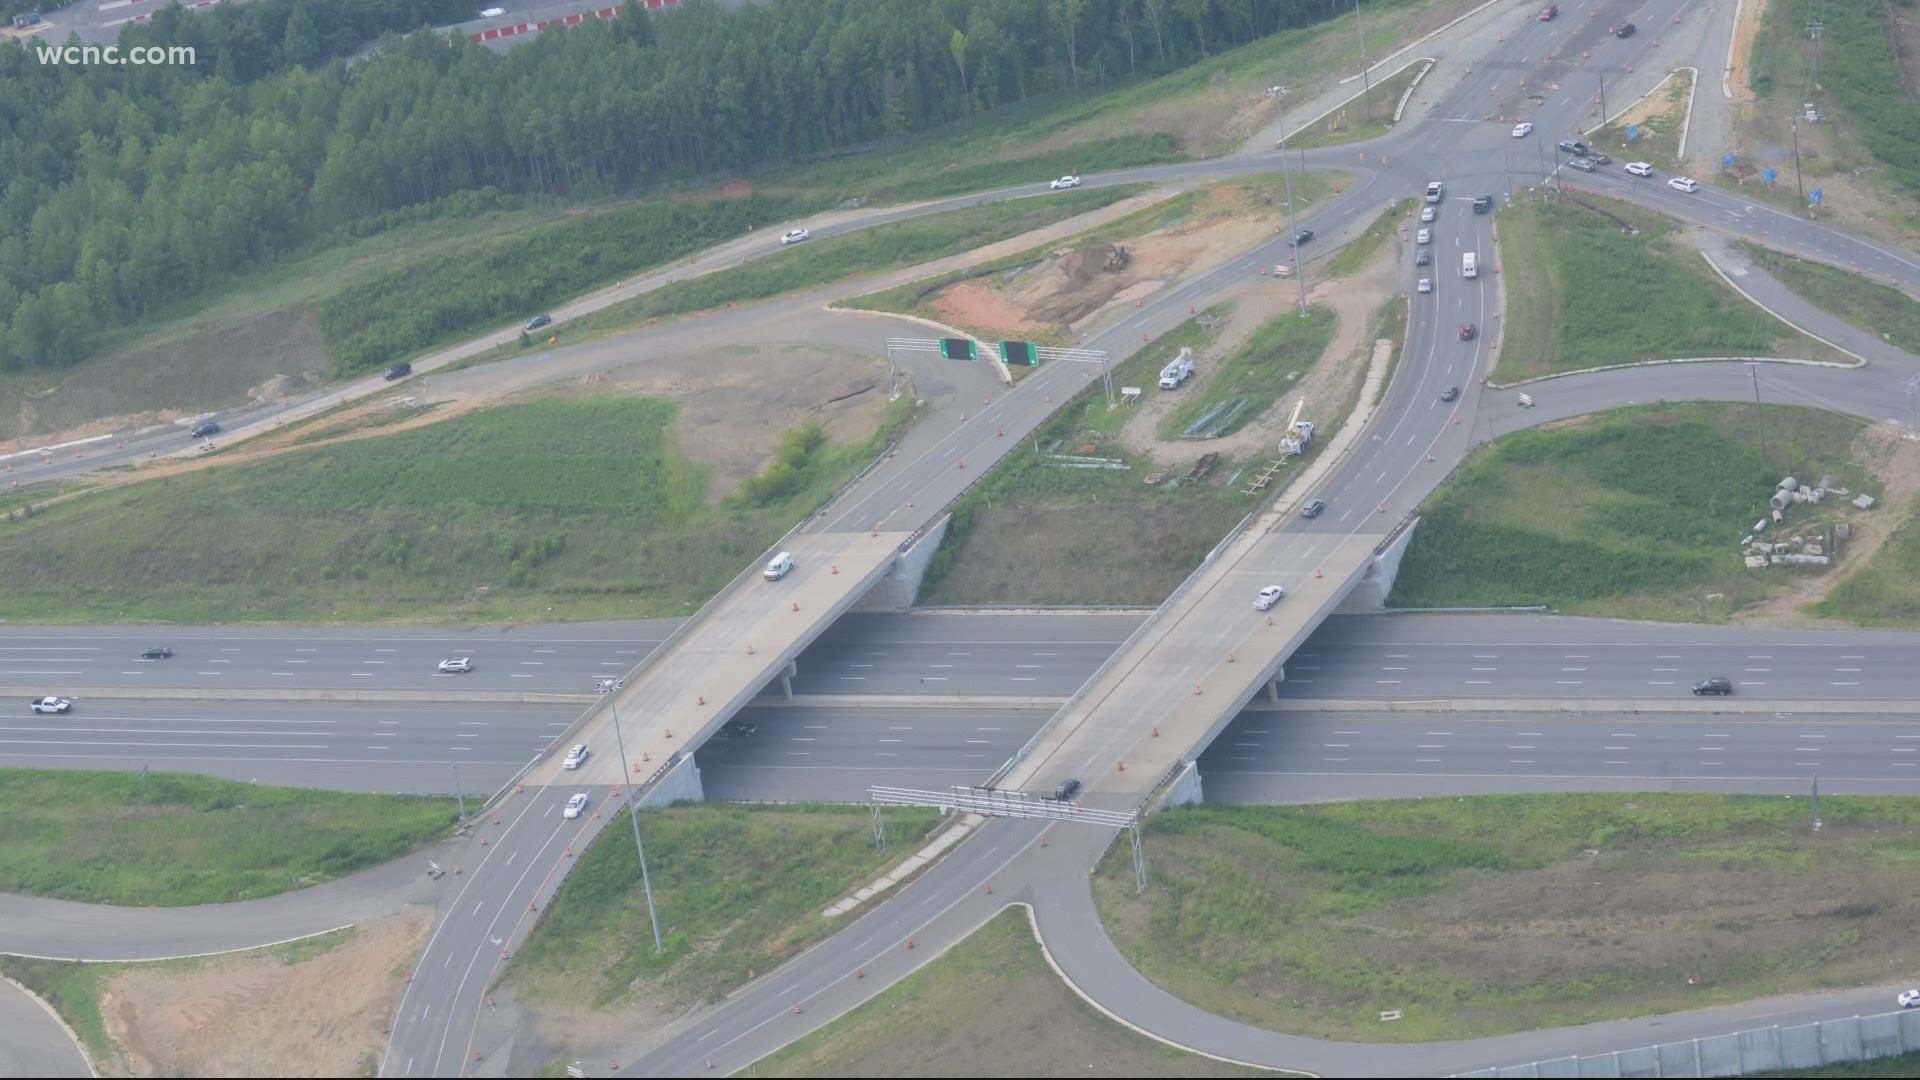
[1352,0,1371,119]
[1748,363,1768,472]
[449,760,467,819]
[1276,123,1309,316]
[1503,143,1513,204]
[606,692,665,953]
[1597,71,1609,130]
[1790,115,1806,211]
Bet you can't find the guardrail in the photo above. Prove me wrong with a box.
[528,441,900,780]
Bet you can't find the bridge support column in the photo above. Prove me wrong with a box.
[639,750,705,806]
[779,660,797,701]
[1336,519,1419,613]
[1266,669,1284,704]
[1152,760,1204,810]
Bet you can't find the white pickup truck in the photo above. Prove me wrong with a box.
[1158,348,1195,389]
[30,696,72,714]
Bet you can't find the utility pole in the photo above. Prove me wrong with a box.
[607,695,665,954]
[1748,363,1768,470]
[1503,142,1513,204]
[1353,0,1371,118]
[1597,71,1609,130]
[1790,116,1806,210]
[1277,123,1309,316]
[1807,19,1823,93]
[1536,135,1549,195]
[449,760,467,819]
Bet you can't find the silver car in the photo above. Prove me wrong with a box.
[563,743,590,769]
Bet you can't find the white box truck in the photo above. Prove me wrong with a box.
[1462,252,1478,278]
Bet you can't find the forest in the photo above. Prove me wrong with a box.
[0,0,1364,370]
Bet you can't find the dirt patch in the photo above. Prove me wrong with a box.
[927,178,1329,343]
[1116,237,1398,469]
[1727,0,1771,106]
[102,912,428,1078]
[0,308,329,445]
[1734,426,1920,626]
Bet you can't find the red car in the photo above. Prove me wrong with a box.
[1459,322,1476,340]
[1539,4,1558,20]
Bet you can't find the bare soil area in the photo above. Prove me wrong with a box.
[101,913,428,1078]
[1735,427,1920,626]
[928,178,1336,344]
[1726,0,1770,108]
[1117,241,1398,470]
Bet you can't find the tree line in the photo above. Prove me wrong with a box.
[0,0,1365,371]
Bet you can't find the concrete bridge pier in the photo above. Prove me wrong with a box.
[1334,518,1419,613]
[777,659,798,701]
[641,749,705,805]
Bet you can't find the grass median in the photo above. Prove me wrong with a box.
[0,768,454,906]
[0,395,907,624]
[1495,197,1840,380]
[1285,60,1431,151]
[506,804,938,1014]
[1740,242,1920,355]
[749,907,1278,1078]
[1095,794,1920,1043]
[1387,402,1882,620]
[1159,308,1336,440]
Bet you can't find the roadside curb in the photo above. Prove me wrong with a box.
[1490,349,1861,391]
[2,925,355,965]
[1697,249,1870,364]
[823,813,984,918]
[1283,56,1434,144]
[1267,698,1920,714]
[1,973,97,1077]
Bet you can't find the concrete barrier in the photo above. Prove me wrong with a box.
[0,686,595,706]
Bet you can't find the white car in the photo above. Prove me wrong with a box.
[1625,161,1653,177]
[780,228,810,245]
[437,657,473,674]
[1511,122,1533,138]
[563,793,589,819]
[1417,278,1432,294]
[30,696,72,714]
[562,743,590,770]
[1049,175,1082,190]
[1416,228,1432,244]
[480,7,505,16]
[1900,988,1920,1009]
[1419,205,1436,222]
[1667,176,1699,193]
[1254,585,1286,611]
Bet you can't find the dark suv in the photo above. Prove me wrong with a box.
[1616,22,1635,38]
[383,362,411,380]
[1472,194,1493,213]
[190,421,220,439]
[140,645,173,659]
[524,313,552,332]
[1054,778,1082,801]
[1693,677,1734,696]
[1300,498,1326,519]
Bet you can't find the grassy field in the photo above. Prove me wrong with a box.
[1159,308,1337,440]
[460,186,1145,366]
[1586,68,1694,171]
[1742,243,1920,355]
[1812,503,1920,626]
[1094,794,1920,1043]
[1495,198,1838,380]
[748,907,1276,1078]
[1388,402,1879,620]
[0,769,453,905]
[1753,1052,1920,1078]
[1286,60,1431,151]
[917,314,1257,607]
[507,804,937,1012]
[0,396,902,623]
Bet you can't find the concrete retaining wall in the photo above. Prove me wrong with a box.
[1334,518,1420,614]
[850,514,951,612]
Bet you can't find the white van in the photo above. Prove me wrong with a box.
[763,551,795,581]
[1462,252,1478,279]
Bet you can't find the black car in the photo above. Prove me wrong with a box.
[1693,677,1734,696]
[524,313,552,331]
[383,362,412,380]
[1289,230,1314,247]
[1439,385,1460,402]
[1616,22,1635,38]
[1586,151,1613,166]
[1557,139,1588,156]
[190,421,220,439]
[721,719,758,738]
[1054,777,1082,801]
[1300,498,1326,519]
[140,645,173,659]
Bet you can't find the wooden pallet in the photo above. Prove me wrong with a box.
[1187,452,1219,481]
[1242,459,1285,495]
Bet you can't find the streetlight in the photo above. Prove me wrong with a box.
[603,686,664,953]
[1352,0,1371,119]
[1276,122,1309,316]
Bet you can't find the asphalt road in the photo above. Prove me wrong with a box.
[0,978,89,1079]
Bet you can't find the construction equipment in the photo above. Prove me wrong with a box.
[1103,245,1131,272]
[1278,399,1315,457]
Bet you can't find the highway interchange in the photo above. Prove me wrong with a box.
[9,0,1920,1077]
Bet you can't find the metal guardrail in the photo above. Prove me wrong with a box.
[529,442,900,779]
